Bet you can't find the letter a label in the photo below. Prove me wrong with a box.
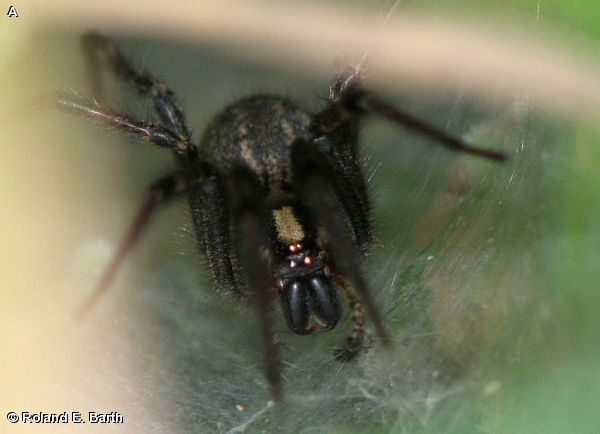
[7,6,18,17]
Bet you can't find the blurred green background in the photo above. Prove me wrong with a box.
[2,0,600,433]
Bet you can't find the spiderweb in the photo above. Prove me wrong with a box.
[68,19,556,433]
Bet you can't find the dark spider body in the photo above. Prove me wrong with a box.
[202,96,312,190]
[194,95,349,335]
[60,33,504,402]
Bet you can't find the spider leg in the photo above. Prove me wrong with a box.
[82,32,193,156]
[291,140,391,352]
[83,33,105,103]
[229,168,282,401]
[309,122,372,252]
[75,167,212,320]
[330,278,366,362]
[318,69,506,162]
[56,97,197,161]
[351,90,506,161]
[58,97,241,297]
[188,174,241,296]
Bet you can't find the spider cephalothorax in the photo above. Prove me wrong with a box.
[271,208,342,336]
[59,32,504,401]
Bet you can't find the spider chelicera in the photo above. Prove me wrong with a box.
[58,32,504,401]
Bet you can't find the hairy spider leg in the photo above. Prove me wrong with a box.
[82,33,105,103]
[75,191,157,320]
[81,33,242,295]
[310,107,373,253]
[360,92,506,161]
[229,167,282,401]
[330,278,366,362]
[82,32,196,161]
[330,69,506,162]
[68,32,245,313]
[188,173,241,295]
[291,140,391,355]
[56,98,190,152]
[297,68,506,357]
[71,165,213,320]
[57,95,242,315]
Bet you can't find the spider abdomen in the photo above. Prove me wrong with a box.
[200,95,312,195]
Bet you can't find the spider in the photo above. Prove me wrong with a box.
[58,32,504,402]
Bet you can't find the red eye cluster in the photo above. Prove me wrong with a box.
[287,243,312,267]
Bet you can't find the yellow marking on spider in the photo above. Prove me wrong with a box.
[272,206,305,244]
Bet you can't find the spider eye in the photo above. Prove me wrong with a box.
[288,243,302,252]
